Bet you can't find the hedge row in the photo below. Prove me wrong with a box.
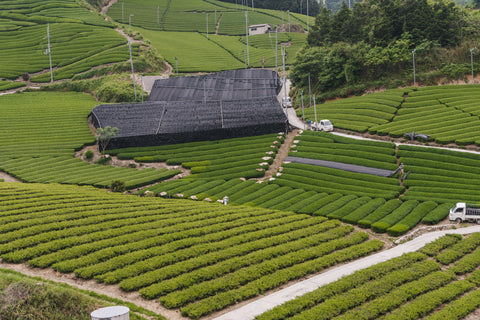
[382,280,474,320]
[334,271,455,320]
[259,189,306,209]
[281,260,440,320]
[271,191,318,211]
[282,167,402,194]
[342,198,386,224]
[30,210,298,271]
[449,246,480,275]
[142,229,366,301]
[326,197,372,220]
[109,134,280,156]
[424,286,480,320]
[314,195,358,217]
[297,193,343,215]
[293,145,397,163]
[295,141,395,155]
[181,239,384,319]
[358,199,402,229]
[418,234,462,258]
[255,252,427,320]
[422,203,454,224]
[76,214,316,281]
[371,200,419,233]
[284,192,328,213]
[274,174,400,199]
[386,201,438,236]
[247,187,293,206]
[436,233,480,265]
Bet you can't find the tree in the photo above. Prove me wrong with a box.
[307,7,332,46]
[96,126,119,156]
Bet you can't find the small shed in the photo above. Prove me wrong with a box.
[249,23,271,35]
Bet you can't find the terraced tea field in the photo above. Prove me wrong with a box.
[108,0,308,72]
[0,182,383,319]
[0,92,177,189]
[0,0,135,84]
[257,233,480,320]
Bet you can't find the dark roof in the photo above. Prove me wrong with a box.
[92,96,287,138]
[90,69,287,149]
[148,69,282,102]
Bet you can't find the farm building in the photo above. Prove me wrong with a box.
[248,23,271,35]
[90,69,288,150]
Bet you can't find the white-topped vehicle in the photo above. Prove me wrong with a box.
[449,202,480,223]
[282,97,292,108]
[318,119,334,132]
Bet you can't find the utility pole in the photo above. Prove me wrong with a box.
[275,27,278,74]
[282,45,287,106]
[206,13,209,40]
[141,74,144,102]
[129,14,133,32]
[245,11,249,66]
[45,23,53,83]
[128,40,137,101]
[307,0,309,31]
[471,47,476,84]
[252,0,254,11]
[301,91,305,130]
[308,73,312,108]
[412,49,416,86]
[313,94,318,130]
[122,2,124,24]
[157,6,159,24]
[287,10,290,32]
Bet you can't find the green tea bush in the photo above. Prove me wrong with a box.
[387,201,438,236]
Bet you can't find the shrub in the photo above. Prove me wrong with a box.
[84,150,94,160]
[110,180,126,193]
[387,201,438,236]
[95,156,111,165]
[358,199,402,229]
[419,234,462,257]
[422,203,453,224]
[371,200,419,233]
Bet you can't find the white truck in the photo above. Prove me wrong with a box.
[317,119,334,132]
[449,202,480,223]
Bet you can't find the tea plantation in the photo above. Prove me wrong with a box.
[257,234,480,320]
[0,92,177,189]
[4,1,480,318]
[0,0,136,84]
[0,182,383,318]
[107,0,308,72]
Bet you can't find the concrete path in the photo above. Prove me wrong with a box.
[332,131,480,155]
[213,225,480,320]
[141,75,168,94]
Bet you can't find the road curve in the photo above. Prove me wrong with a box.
[213,225,480,320]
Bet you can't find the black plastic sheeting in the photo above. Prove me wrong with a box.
[91,71,288,149]
[148,69,282,102]
[285,156,397,177]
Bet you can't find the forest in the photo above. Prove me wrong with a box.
[291,0,480,98]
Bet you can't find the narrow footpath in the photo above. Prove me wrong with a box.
[213,225,480,320]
